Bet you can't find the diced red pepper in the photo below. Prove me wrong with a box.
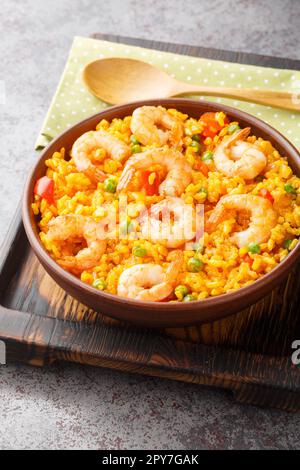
[200,112,229,138]
[194,160,209,176]
[140,170,160,196]
[243,253,254,267]
[203,126,220,139]
[34,176,55,204]
[259,188,274,204]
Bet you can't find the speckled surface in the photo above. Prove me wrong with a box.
[1,363,300,450]
[1,0,300,450]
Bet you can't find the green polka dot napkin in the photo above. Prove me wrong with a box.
[35,36,300,150]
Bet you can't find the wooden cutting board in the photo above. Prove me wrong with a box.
[0,33,299,411]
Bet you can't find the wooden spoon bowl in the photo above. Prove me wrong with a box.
[83,58,300,111]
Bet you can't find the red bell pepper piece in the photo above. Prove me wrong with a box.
[243,253,254,267]
[259,188,274,204]
[34,176,55,204]
[194,160,209,176]
[200,112,228,138]
[140,171,159,196]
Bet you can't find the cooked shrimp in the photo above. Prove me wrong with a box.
[130,106,183,147]
[44,214,106,273]
[206,194,277,248]
[214,127,267,180]
[139,197,196,248]
[117,252,183,301]
[72,130,130,183]
[117,148,192,196]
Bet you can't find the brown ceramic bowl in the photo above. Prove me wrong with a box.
[23,99,300,327]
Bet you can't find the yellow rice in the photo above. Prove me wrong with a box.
[32,109,300,301]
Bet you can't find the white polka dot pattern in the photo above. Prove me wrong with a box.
[35,36,300,150]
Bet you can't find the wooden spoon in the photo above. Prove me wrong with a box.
[82,58,299,111]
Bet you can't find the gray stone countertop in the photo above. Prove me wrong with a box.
[0,0,300,450]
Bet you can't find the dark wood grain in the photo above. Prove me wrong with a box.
[3,246,300,357]
[0,34,299,411]
[92,34,300,70]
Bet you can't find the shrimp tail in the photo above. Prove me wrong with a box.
[86,167,107,183]
[227,127,251,148]
[117,166,135,192]
[205,204,225,233]
[166,250,183,282]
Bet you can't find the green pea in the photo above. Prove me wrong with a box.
[227,124,240,134]
[187,257,204,272]
[128,220,135,232]
[248,242,261,254]
[283,239,293,250]
[202,150,214,161]
[198,187,208,195]
[131,144,142,154]
[195,241,205,254]
[130,135,140,145]
[133,246,147,257]
[104,177,117,193]
[92,278,107,290]
[284,183,297,195]
[190,140,201,152]
[174,285,190,300]
[120,218,134,235]
[197,188,208,201]
[192,134,200,142]
[189,241,204,253]
[119,217,134,235]
[183,294,198,302]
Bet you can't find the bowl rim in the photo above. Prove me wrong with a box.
[23,98,300,312]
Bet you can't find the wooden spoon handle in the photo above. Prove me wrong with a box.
[171,82,300,112]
